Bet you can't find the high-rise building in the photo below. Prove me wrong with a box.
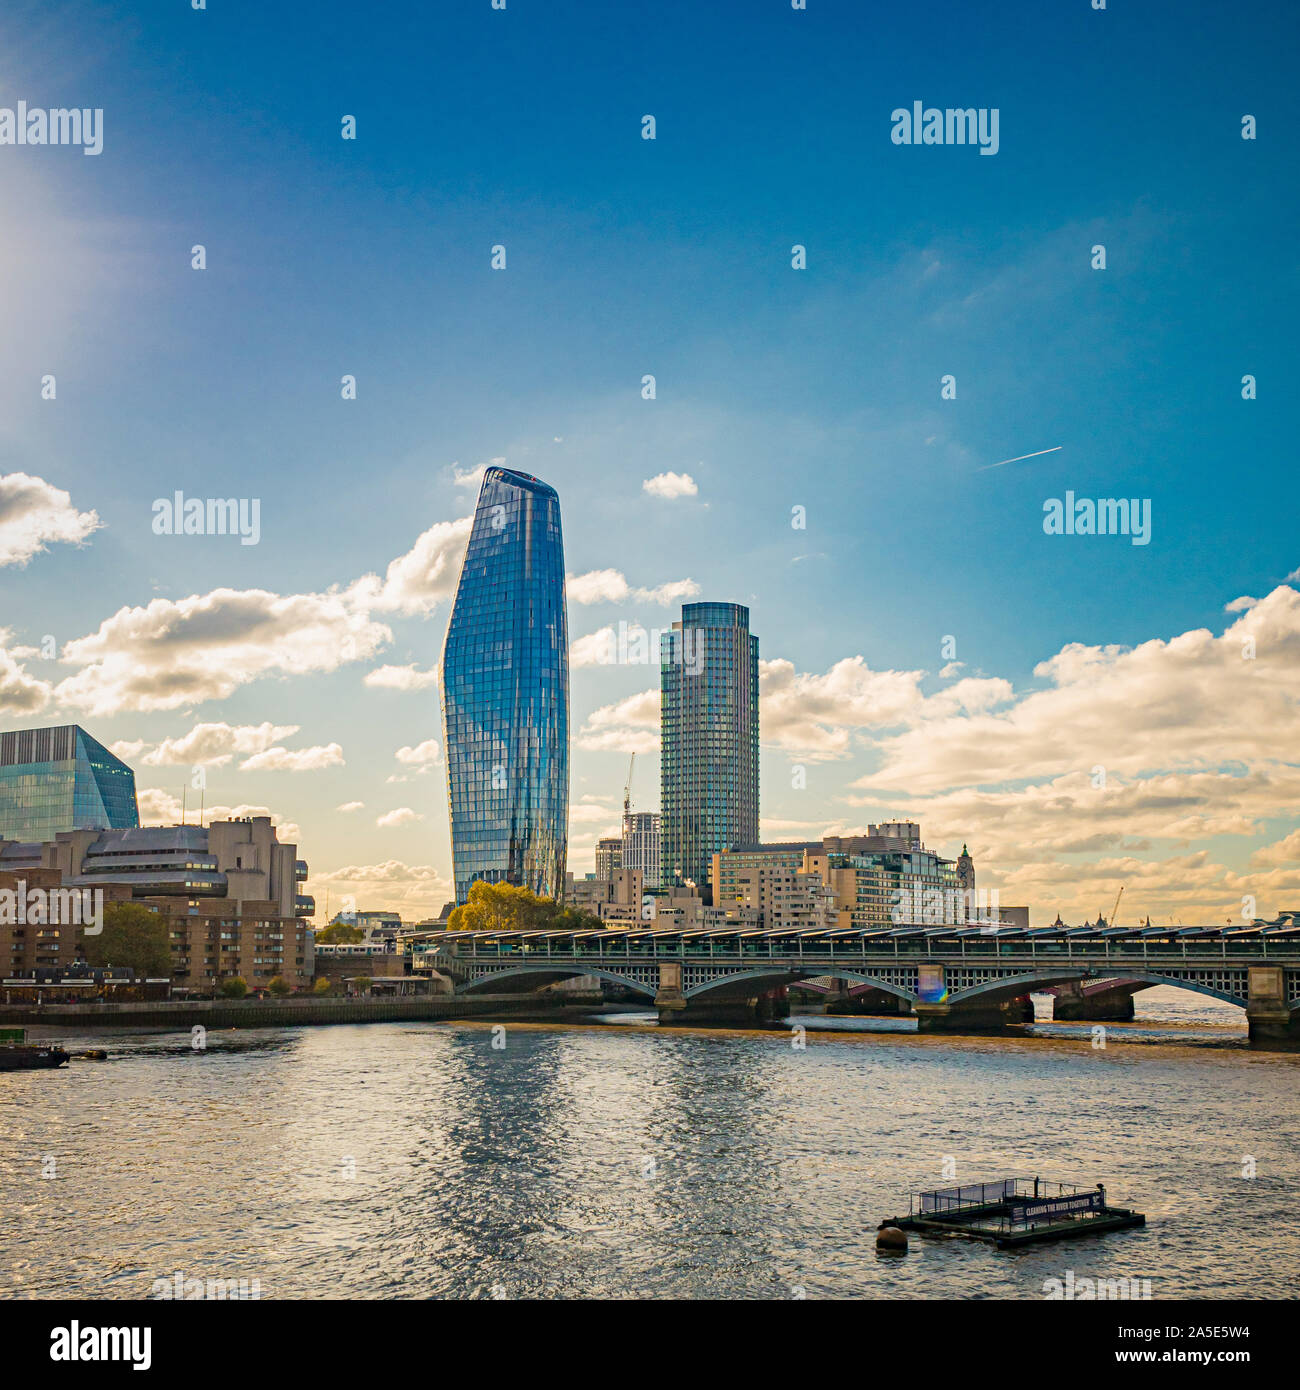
[441,465,569,905]
[660,602,759,898]
[622,809,661,888]
[595,836,622,878]
[0,725,139,842]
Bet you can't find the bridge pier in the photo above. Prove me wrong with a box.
[654,961,687,1023]
[658,995,779,1027]
[1051,980,1136,1022]
[1246,966,1300,1048]
[913,996,1033,1034]
[655,963,791,1028]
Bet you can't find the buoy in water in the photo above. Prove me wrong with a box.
[876,1225,908,1252]
[76,1050,108,1060]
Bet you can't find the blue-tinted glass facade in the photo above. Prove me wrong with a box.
[661,602,759,896]
[0,725,140,841]
[441,466,569,904]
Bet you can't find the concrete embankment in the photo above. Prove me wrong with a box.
[0,994,600,1032]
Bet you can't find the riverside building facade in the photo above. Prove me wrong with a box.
[441,466,569,905]
[711,826,967,930]
[0,816,314,991]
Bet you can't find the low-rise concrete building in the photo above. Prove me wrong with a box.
[0,817,314,992]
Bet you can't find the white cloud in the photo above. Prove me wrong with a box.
[568,570,631,605]
[54,588,392,716]
[336,801,365,813]
[364,663,439,691]
[571,626,617,668]
[0,472,100,568]
[240,743,345,773]
[856,583,1300,794]
[392,740,441,777]
[0,630,52,716]
[314,859,448,886]
[139,722,299,767]
[309,860,453,918]
[1251,828,1300,870]
[760,656,930,761]
[642,471,698,500]
[37,505,478,718]
[346,517,472,616]
[639,579,700,605]
[136,787,182,823]
[577,688,660,752]
[451,458,502,491]
[567,570,700,607]
[135,790,301,841]
[377,807,423,828]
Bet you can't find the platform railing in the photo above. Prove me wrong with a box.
[432,931,1299,967]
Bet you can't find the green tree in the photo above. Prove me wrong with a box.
[446,881,557,932]
[316,922,363,944]
[219,976,249,999]
[268,975,291,997]
[550,905,607,932]
[83,901,172,980]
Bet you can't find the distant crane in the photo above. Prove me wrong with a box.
[1109,884,1124,929]
[623,752,636,821]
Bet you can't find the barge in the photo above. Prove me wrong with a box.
[0,1027,69,1072]
[885,1177,1145,1249]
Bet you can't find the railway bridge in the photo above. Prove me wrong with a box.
[408,922,1300,1045]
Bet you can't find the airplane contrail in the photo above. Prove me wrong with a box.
[980,445,1063,470]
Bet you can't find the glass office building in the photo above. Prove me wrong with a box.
[441,466,569,904]
[660,602,759,897]
[0,725,140,841]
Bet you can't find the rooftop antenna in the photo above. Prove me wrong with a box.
[200,786,205,828]
[181,784,187,826]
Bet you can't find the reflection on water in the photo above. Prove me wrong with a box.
[1,988,1294,1301]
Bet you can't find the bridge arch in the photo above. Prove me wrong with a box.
[948,969,1251,1012]
[458,965,657,998]
[683,967,919,1003]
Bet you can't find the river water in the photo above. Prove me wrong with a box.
[2,988,1296,1300]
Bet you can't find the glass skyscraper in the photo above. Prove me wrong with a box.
[0,725,140,842]
[441,465,569,905]
[660,602,759,897]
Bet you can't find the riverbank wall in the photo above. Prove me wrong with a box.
[0,994,596,1031]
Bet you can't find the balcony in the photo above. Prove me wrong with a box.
[294,895,316,917]
[295,861,309,882]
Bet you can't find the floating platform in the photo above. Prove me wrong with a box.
[886,1177,1145,1249]
[0,1045,69,1071]
[0,1026,69,1071]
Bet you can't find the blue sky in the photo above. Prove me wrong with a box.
[1,0,1297,922]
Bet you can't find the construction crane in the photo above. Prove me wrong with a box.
[623,752,636,820]
[1109,885,1124,929]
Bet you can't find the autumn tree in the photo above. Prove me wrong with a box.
[82,901,172,980]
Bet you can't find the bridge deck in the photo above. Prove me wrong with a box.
[410,923,1300,968]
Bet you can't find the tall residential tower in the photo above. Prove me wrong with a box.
[440,466,569,904]
[660,602,759,898]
